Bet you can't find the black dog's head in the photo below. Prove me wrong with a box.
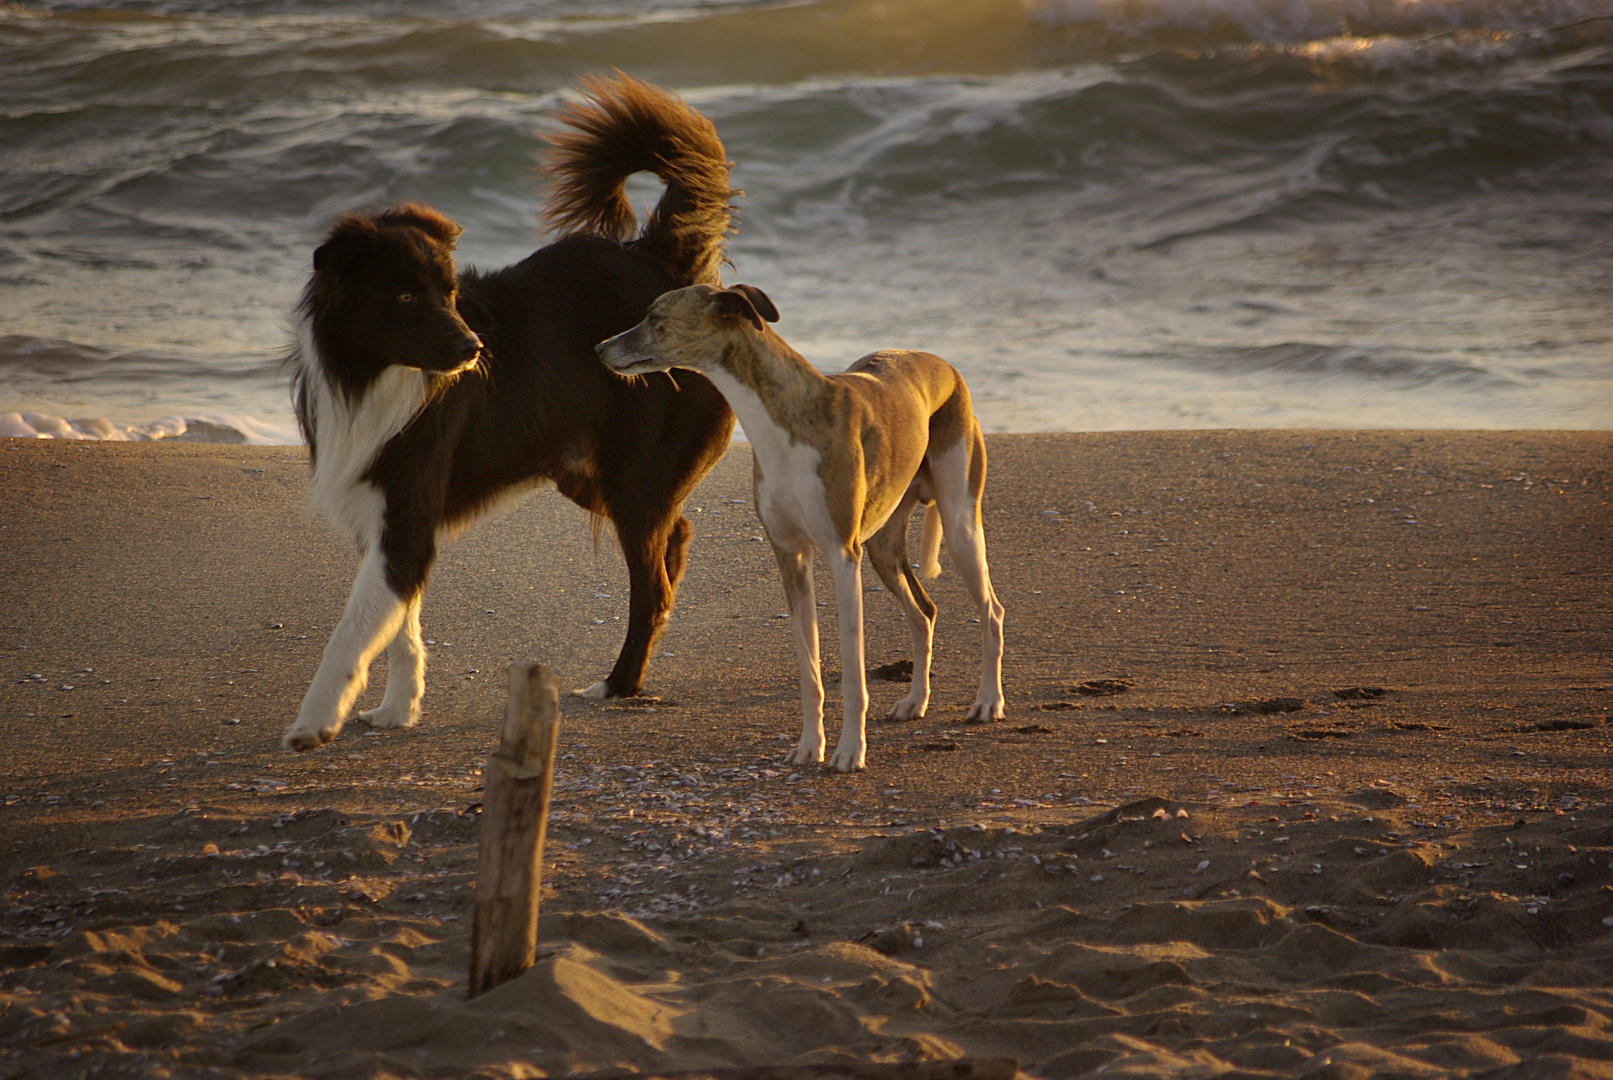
[303,203,483,395]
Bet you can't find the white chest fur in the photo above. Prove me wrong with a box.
[296,317,430,549]
[708,370,836,551]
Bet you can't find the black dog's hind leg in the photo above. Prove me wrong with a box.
[662,513,694,594]
[600,511,682,698]
[571,509,684,700]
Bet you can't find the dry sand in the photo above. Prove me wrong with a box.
[1,430,1610,1080]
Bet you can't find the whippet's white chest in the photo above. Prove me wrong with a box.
[754,445,838,554]
[718,381,839,555]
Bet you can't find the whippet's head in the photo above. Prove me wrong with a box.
[597,284,779,377]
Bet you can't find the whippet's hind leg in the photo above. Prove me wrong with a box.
[866,489,936,722]
[930,433,1005,723]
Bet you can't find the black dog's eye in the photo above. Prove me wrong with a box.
[397,293,414,304]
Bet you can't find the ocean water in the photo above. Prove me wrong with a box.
[2,0,1611,443]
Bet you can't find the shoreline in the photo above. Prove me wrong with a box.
[1,430,1609,1078]
[5,405,1611,448]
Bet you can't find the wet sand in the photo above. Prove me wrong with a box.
[1,431,1610,1079]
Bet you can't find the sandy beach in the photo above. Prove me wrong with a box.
[1,430,1609,1080]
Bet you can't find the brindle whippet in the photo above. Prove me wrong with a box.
[597,284,1005,772]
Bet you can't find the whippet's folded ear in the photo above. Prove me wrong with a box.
[713,285,779,332]
[731,284,779,324]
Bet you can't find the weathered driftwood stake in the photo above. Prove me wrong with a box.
[469,661,560,997]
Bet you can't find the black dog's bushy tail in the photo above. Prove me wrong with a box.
[543,72,737,287]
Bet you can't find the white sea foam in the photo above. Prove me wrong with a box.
[0,411,299,446]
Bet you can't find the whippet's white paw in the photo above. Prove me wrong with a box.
[827,741,866,773]
[965,697,1006,724]
[359,703,420,730]
[886,695,927,722]
[282,719,339,752]
[572,680,612,700]
[784,742,825,767]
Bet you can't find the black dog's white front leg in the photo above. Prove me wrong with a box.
[283,548,411,751]
[358,591,425,731]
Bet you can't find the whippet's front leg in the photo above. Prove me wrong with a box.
[358,591,425,730]
[283,549,410,751]
[828,548,869,772]
[774,543,826,766]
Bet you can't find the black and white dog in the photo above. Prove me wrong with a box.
[282,74,736,751]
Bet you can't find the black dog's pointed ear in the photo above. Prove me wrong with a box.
[711,287,768,332]
[730,284,779,324]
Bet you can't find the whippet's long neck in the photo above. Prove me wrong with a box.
[707,335,832,464]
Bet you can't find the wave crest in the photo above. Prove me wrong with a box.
[0,410,296,444]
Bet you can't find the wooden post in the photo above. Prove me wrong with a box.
[469,662,560,997]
